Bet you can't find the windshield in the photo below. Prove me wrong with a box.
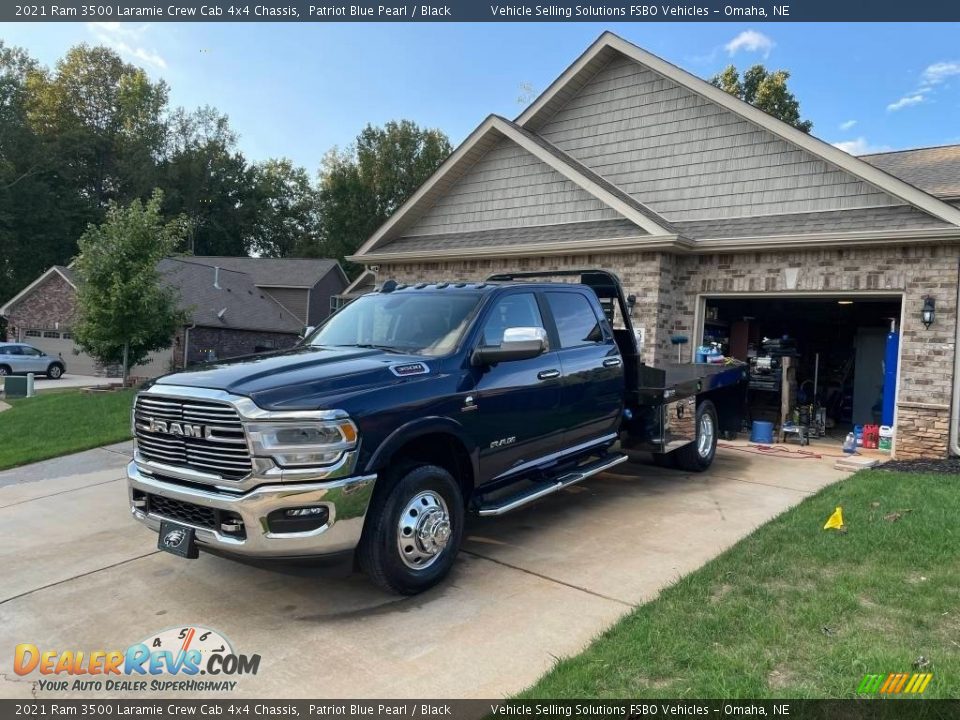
[308,292,482,357]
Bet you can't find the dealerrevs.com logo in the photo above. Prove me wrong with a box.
[14,626,261,692]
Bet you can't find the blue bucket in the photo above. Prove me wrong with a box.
[750,421,774,444]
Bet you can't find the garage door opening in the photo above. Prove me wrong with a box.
[701,295,903,441]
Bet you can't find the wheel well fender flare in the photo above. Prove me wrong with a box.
[364,416,480,480]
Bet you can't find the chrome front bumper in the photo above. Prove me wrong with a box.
[127,461,376,558]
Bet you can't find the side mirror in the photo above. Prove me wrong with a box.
[299,325,315,341]
[472,327,548,366]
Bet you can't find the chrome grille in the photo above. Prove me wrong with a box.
[134,395,251,481]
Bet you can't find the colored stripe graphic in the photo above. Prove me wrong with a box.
[860,672,933,694]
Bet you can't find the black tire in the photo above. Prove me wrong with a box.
[47,363,64,379]
[674,399,719,472]
[358,463,464,595]
[0,365,10,377]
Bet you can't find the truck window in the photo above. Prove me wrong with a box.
[480,293,544,346]
[546,292,603,348]
[307,292,481,357]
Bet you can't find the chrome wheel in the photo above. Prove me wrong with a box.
[396,490,452,570]
[697,412,715,459]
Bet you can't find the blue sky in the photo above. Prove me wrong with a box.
[2,22,959,171]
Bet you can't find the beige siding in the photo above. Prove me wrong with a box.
[261,287,308,323]
[538,56,902,221]
[403,137,621,237]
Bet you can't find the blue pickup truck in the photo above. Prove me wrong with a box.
[128,270,747,594]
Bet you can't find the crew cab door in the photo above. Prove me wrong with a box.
[543,290,624,448]
[465,291,563,482]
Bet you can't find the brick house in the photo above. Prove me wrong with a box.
[350,32,960,459]
[1,256,347,378]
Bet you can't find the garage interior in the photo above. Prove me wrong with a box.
[701,295,903,443]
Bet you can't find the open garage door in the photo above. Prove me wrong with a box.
[699,295,903,440]
[22,330,99,376]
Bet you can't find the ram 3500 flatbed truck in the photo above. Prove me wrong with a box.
[128,270,747,594]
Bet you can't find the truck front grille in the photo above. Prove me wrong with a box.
[147,493,218,530]
[134,396,252,481]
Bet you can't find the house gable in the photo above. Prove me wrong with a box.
[520,32,960,230]
[536,54,905,221]
[402,133,624,237]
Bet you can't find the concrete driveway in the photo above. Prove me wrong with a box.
[0,442,851,699]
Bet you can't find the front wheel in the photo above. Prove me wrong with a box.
[674,399,718,472]
[358,464,464,595]
[0,365,10,377]
[47,363,64,379]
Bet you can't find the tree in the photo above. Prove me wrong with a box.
[73,190,187,384]
[317,120,451,271]
[711,64,813,133]
[248,158,320,258]
[158,106,255,256]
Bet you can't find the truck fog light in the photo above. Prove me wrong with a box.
[267,506,330,534]
[285,507,325,517]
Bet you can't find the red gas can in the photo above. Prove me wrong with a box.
[862,424,880,450]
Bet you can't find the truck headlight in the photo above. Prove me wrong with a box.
[245,420,358,468]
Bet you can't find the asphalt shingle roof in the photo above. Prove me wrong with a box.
[185,256,341,288]
[158,258,303,333]
[860,145,960,199]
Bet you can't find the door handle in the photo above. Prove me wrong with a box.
[603,358,623,368]
[537,369,560,380]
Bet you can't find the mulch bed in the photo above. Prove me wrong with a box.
[879,457,960,474]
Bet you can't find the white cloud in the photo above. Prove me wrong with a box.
[921,61,960,86]
[87,22,166,70]
[724,30,774,58]
[885,59,960,113]
[887,94,925,111]
[832,137,891,155]
[839,120,857,130]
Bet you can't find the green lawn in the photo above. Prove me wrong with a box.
[0,388,135,470]
[521,470,960,699]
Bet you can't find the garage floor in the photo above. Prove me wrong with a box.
[0,442,851,699]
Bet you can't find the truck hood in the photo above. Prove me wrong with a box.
[151,346,437,411]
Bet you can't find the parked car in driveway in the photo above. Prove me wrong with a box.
[0,342,66,379]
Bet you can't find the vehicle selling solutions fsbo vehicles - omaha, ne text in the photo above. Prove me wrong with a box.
[127,270,747,593]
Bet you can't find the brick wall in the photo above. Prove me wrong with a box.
[379,243,960,459]
[4,271,77,339]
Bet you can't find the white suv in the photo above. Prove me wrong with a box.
[0,343,65,379]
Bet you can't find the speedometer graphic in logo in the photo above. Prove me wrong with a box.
[141,626,233,664]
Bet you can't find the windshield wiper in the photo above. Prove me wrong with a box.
[338,343,407,354]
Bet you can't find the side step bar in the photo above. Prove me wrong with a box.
[477,453,629,517]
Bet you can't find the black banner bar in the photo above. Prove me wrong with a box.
[6,1,960,23]
[2,700,960,720]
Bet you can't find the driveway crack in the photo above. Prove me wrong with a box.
[461,549,633,608]
[0,551,160,606]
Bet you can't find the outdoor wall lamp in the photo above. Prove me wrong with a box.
[921,295,936,329]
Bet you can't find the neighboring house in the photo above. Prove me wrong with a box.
[350,32,960,460]
[0,256,346,378]
[185,256,348,325]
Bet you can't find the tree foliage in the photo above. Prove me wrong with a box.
[711,64,813,133]
[0,40,453,305]
[73,190,187,381]
[317,120,451,271]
